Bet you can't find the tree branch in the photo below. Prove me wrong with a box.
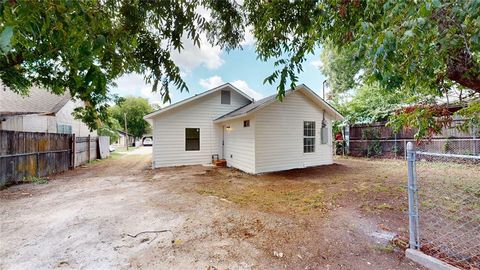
[446,50,480,93]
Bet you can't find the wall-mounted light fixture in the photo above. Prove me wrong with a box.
[226,125,231,131]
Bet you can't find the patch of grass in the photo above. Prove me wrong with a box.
[375,203,394,210]
[23,176,49,184]
[373,244,395,253]
[109,152,124,160]
[197,188,218,196]
[196,179,332,215]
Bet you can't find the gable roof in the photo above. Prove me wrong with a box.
[214,84,344,123]
[0,84,71,117]
[117,130,134,137]
[144,83,254,119]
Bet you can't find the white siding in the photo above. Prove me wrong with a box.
[254,91,333,173]
[55,100,97,136]
[151,89,251,168]
[0,100,96,136]
[1,114,54,132]
[223,117,255,173]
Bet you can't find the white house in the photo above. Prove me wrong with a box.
[113,130,135,147]
[144,83,344,174]
[0,85,97,136]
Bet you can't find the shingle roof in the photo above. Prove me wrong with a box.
[0,84,71,116]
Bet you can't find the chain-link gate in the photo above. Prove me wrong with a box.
[407,142,480,269]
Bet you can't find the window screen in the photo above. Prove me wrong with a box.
[303,121,315,153]
[221,90,231,104]
[185,128,200,151]
[57,124,72,134]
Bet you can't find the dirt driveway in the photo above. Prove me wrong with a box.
[0,148,423,269]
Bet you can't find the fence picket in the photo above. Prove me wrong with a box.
[0,131,109,186]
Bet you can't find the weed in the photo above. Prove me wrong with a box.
[23,176,49,184]
[373,244,395,253]
[375,203,394,210]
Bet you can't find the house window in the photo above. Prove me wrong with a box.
[243,120,250,127]
[57,124,72,134]
[221,90,231,104]
[185,128,200,151]
[303,121,315,153]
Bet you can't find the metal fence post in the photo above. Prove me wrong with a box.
[407,142,419,249]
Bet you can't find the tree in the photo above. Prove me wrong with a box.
[246,0,480,93]
[244,0,479,137]
[97,117,122,144]
[109,96,153,139]
[0,0,244,129]
[2,1,479,137]
[334,83,406,125]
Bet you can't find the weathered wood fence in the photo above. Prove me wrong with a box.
[74,135,98,167]
[0,130,109,186]
[348,120,479,158]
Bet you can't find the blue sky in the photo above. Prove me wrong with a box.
[111,39,327,107]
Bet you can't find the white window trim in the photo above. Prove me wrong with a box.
[303,121,316,154]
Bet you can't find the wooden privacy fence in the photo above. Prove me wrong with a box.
[0,130,109,186]
[348,120,479,158]
[74,135,98,167]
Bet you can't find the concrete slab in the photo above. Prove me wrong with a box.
[406,249,460,270]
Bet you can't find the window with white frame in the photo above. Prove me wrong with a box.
[303,121,315,153]
[243,120,250,127]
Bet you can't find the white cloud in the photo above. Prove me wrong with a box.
[111,73,171,107]
[199,76,225,89]
[231,80,264,100]
[310,59,323,69]
[240,25,255,46]
[171,34,224,72]
[199,76,264,100]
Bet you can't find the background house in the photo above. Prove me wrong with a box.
[113,130,135,147]
[144,83,343,174]
[0,85,96,136]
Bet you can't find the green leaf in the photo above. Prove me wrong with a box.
[385,30,394,40]
[404,30,414,38]
[432,0,441,9]
[93,34,106,50]
[0,26,13,54]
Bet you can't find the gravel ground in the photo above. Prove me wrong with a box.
[0,148,424,269]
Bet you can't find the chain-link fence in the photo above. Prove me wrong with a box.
[407,143,480,269]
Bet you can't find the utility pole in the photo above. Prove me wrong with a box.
[124,112,129,151]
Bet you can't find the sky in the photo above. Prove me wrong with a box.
[111,36,327,107]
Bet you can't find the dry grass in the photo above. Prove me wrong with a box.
[197,169,335,215]
[193,157,479,225]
